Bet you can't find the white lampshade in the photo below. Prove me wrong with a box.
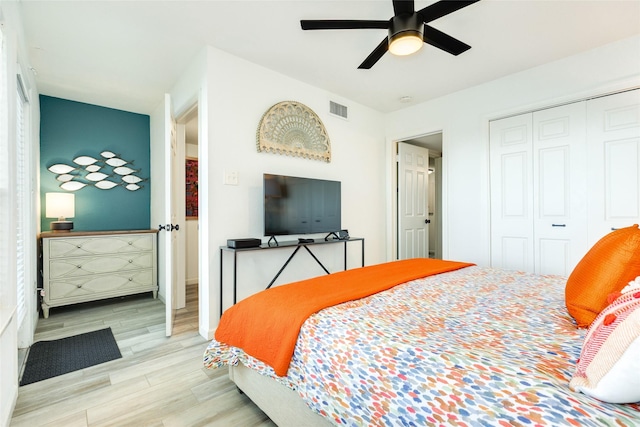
[389,33,423,56]
[46,193,75,219]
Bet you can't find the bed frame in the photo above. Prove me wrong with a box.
[229,363,329,426]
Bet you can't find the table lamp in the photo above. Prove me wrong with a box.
[46,192,75,232]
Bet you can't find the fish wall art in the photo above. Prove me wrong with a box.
[47,150,148,192]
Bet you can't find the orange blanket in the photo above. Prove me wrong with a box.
[215,258,474,376]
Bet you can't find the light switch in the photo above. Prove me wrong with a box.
[224,170,239,185]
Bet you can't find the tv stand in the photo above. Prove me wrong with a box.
[219,237,365,316]
[267,235,279,246]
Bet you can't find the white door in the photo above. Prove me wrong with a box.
[164,94,176,336]
[587,89,640,245]
[532,102,588,276]
[173,122,187,310]
[490,113,534,272]
[398,142,429,259]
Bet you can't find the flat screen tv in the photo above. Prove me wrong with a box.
[264,173,341,237]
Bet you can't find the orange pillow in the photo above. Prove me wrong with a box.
[565,225,640,328]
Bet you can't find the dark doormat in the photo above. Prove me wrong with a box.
[20,327,122,386]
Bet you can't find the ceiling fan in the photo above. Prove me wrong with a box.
[300,0,480,69]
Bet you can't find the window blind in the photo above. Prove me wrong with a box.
[16,87,26,326]
[0,27,10,331]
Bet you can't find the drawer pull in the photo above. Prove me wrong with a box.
[128,241,133,245]
[128,277,133,281]
[77,265,82,269]
[76,245,82,249]
[76,284,82,288]
[129,259,133,263]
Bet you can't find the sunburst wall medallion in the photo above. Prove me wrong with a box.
[257,101,331,162]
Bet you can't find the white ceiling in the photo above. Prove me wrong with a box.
[18,0,640,115]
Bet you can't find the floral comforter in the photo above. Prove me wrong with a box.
[204,266,640,426]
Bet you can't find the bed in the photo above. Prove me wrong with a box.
[204,259,640,426]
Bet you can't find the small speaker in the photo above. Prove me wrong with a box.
[337,229,349,240]
[227,238,262,249]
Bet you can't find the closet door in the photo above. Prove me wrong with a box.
[490,113,534,272]
[532,102,588,276]
[587,89,640,245]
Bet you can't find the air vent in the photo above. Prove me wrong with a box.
[329,101,348,120]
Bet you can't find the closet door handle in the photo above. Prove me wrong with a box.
[551,224,566,227]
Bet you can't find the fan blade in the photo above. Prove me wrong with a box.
[423,25,471,55]
[301,20,389,30]
[393,0,415,16]
[358,37,389,69]
[417,0,480,24]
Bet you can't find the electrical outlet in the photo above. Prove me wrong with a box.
[224,170,239,186]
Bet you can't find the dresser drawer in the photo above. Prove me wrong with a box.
[47,270,154,301]
[48,234,154,258]
[40,230,158,318]
[49,252,153,279]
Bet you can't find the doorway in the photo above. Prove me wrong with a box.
[173,105,200,333]
[395,132,443,260]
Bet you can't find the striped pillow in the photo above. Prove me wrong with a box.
[570,280,640,403]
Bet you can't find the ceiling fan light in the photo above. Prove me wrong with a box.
[389,32,423,56]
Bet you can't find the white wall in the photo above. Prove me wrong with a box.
[385,35,640,267]
[153,46,386,338]
[193,47,386,337]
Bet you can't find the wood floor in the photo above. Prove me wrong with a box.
[10,284,276,427]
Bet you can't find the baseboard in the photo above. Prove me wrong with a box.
[4,384,18,427]
[200,324,215,340]
[157,293,166,305]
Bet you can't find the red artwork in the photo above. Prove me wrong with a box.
[186,158,198,218]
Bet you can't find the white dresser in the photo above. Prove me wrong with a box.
[40,230,158,318]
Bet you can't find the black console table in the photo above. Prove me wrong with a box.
[219,237,364,316]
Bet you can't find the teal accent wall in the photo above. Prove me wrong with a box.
[40,95,151,232]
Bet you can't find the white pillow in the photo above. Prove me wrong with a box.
[569,282,640,403]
